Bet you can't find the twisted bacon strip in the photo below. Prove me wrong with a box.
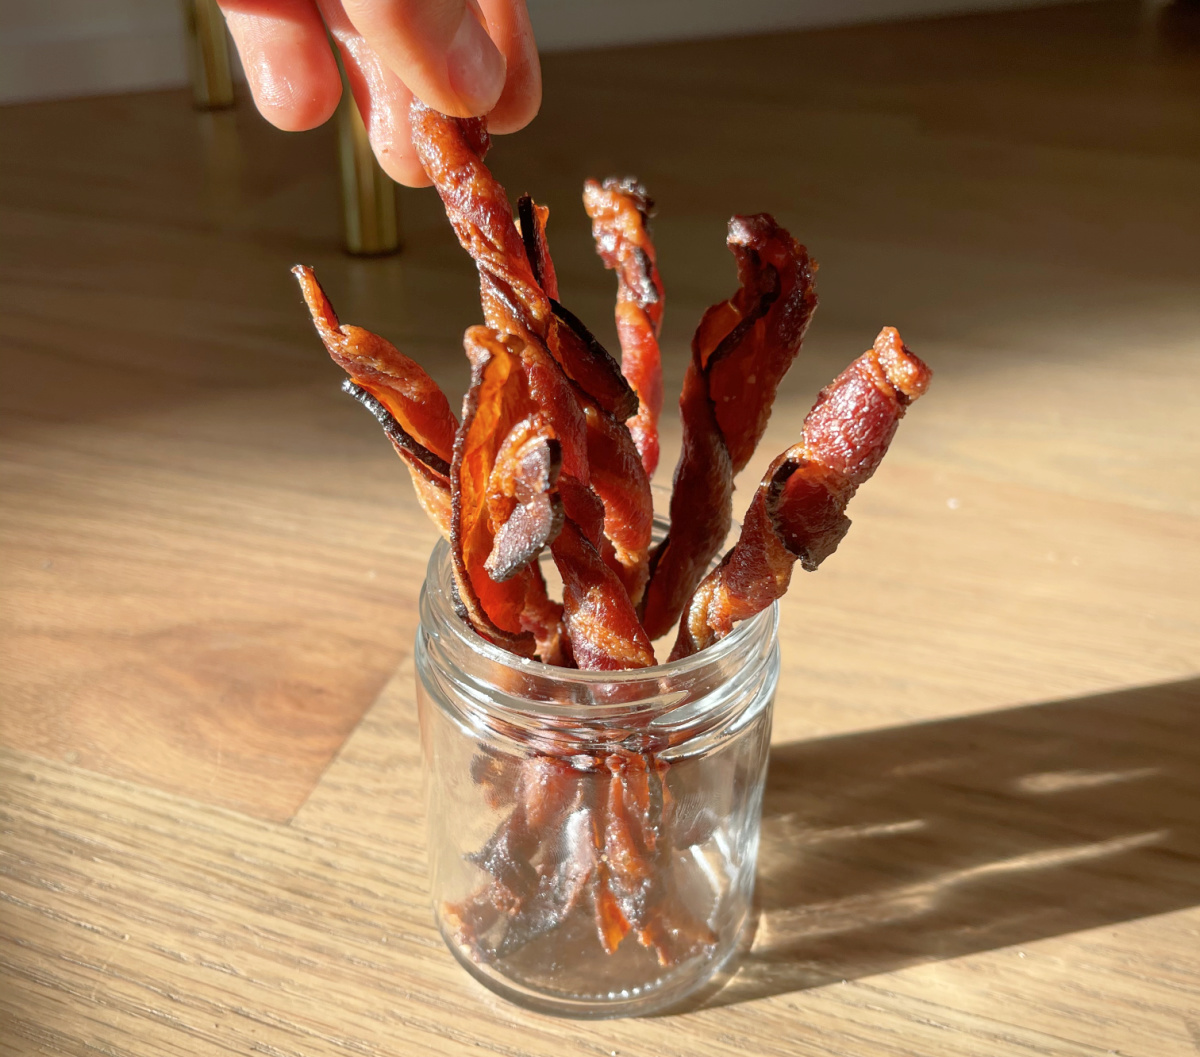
[601,753,717,965]
[453,327,565,661]
[517,194,559,301]
[340,381,453,537]
[583,178,665,477]
[516,190,653,605]
[411,102,652,665]
[410,100,636,422]
[550,520,655,671]
[640,214,818,640]
[581,397,654,606]
[484,413,564,584]
[670,327,932,660]
[294,265,458,535]
[407,105,547,337]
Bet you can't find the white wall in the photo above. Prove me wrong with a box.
[0,0,188,104]
[0,0,1089,105]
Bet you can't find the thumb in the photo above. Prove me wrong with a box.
[341,0,506,117]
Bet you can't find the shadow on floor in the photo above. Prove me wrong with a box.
[693,677,1200,1009]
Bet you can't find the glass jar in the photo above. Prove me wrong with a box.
[415,528,779,1018]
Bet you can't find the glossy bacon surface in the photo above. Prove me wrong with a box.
[409,102,549,337]
[517,195,559,301]
[511,190,651,598]
[411,106,651,666]
[670,327,931,660]
[550,519,656,671]
[640,215,818,640]
[411,100,637,422]
[582,398,654,606]
[340,381,452,538]
[484,413,564,584]
[702,215,819,472]
[452,327,563,657]
[583,177,665,477]
[546,302,639,422]
[294,265,458,464]
[294,265,458,537]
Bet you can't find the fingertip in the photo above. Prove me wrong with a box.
[254,68,342,132]
[223,8,343,131]
[477,0,540,134]
[341,0,505,120]
[486,66,540,134]
[373,144,434,188]
[444,2,508,116]
[326,27,434,188]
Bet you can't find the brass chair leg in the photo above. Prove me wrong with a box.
[337,90,401,256]
[183,0,235,110]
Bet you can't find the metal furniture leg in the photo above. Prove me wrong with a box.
[183,0,235,110]
[336,87,401,256]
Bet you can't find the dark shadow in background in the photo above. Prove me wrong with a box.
[694,677,1200,1009]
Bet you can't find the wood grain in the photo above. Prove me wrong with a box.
[2,1,1199,1053]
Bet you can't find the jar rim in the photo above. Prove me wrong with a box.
[420,533,778,726]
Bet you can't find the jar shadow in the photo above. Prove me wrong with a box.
[658,676,1200,1012]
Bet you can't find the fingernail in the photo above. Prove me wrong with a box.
[446,5,506,115]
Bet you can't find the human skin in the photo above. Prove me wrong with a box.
[215,0,541,186]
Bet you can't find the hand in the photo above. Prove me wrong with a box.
[215,0,540,186]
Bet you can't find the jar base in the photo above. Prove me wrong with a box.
[438,918,745,1019]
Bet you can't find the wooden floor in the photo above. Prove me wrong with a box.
[2,1,1199,1053]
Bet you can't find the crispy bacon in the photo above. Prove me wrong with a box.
[550,519,656,671]
[512,190,652,597]
[410,101,637,422]
[670,327,931,660]
[446,753,585,955]
[408,103,548,338]
[546,302,639,422]
[452,327,567,658]
[294,266,458,537]
[303,102,935,977]
[340,380,450,477]
[340,381,452,537]
[484,414,564,583]
[581,397,653,605]
[517,194,559,301]
[294,265,458,462]
[583,178,665,477]
[447,750,715,967]
[410,108,649,631]
[640,214,818,640]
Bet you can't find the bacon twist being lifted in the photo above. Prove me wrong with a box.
[293,265,458,536]
[583,178,665,477]
[670,327,932,660]
[410,100,637,422]
[640,215,818,641]
[411,99,653,668]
